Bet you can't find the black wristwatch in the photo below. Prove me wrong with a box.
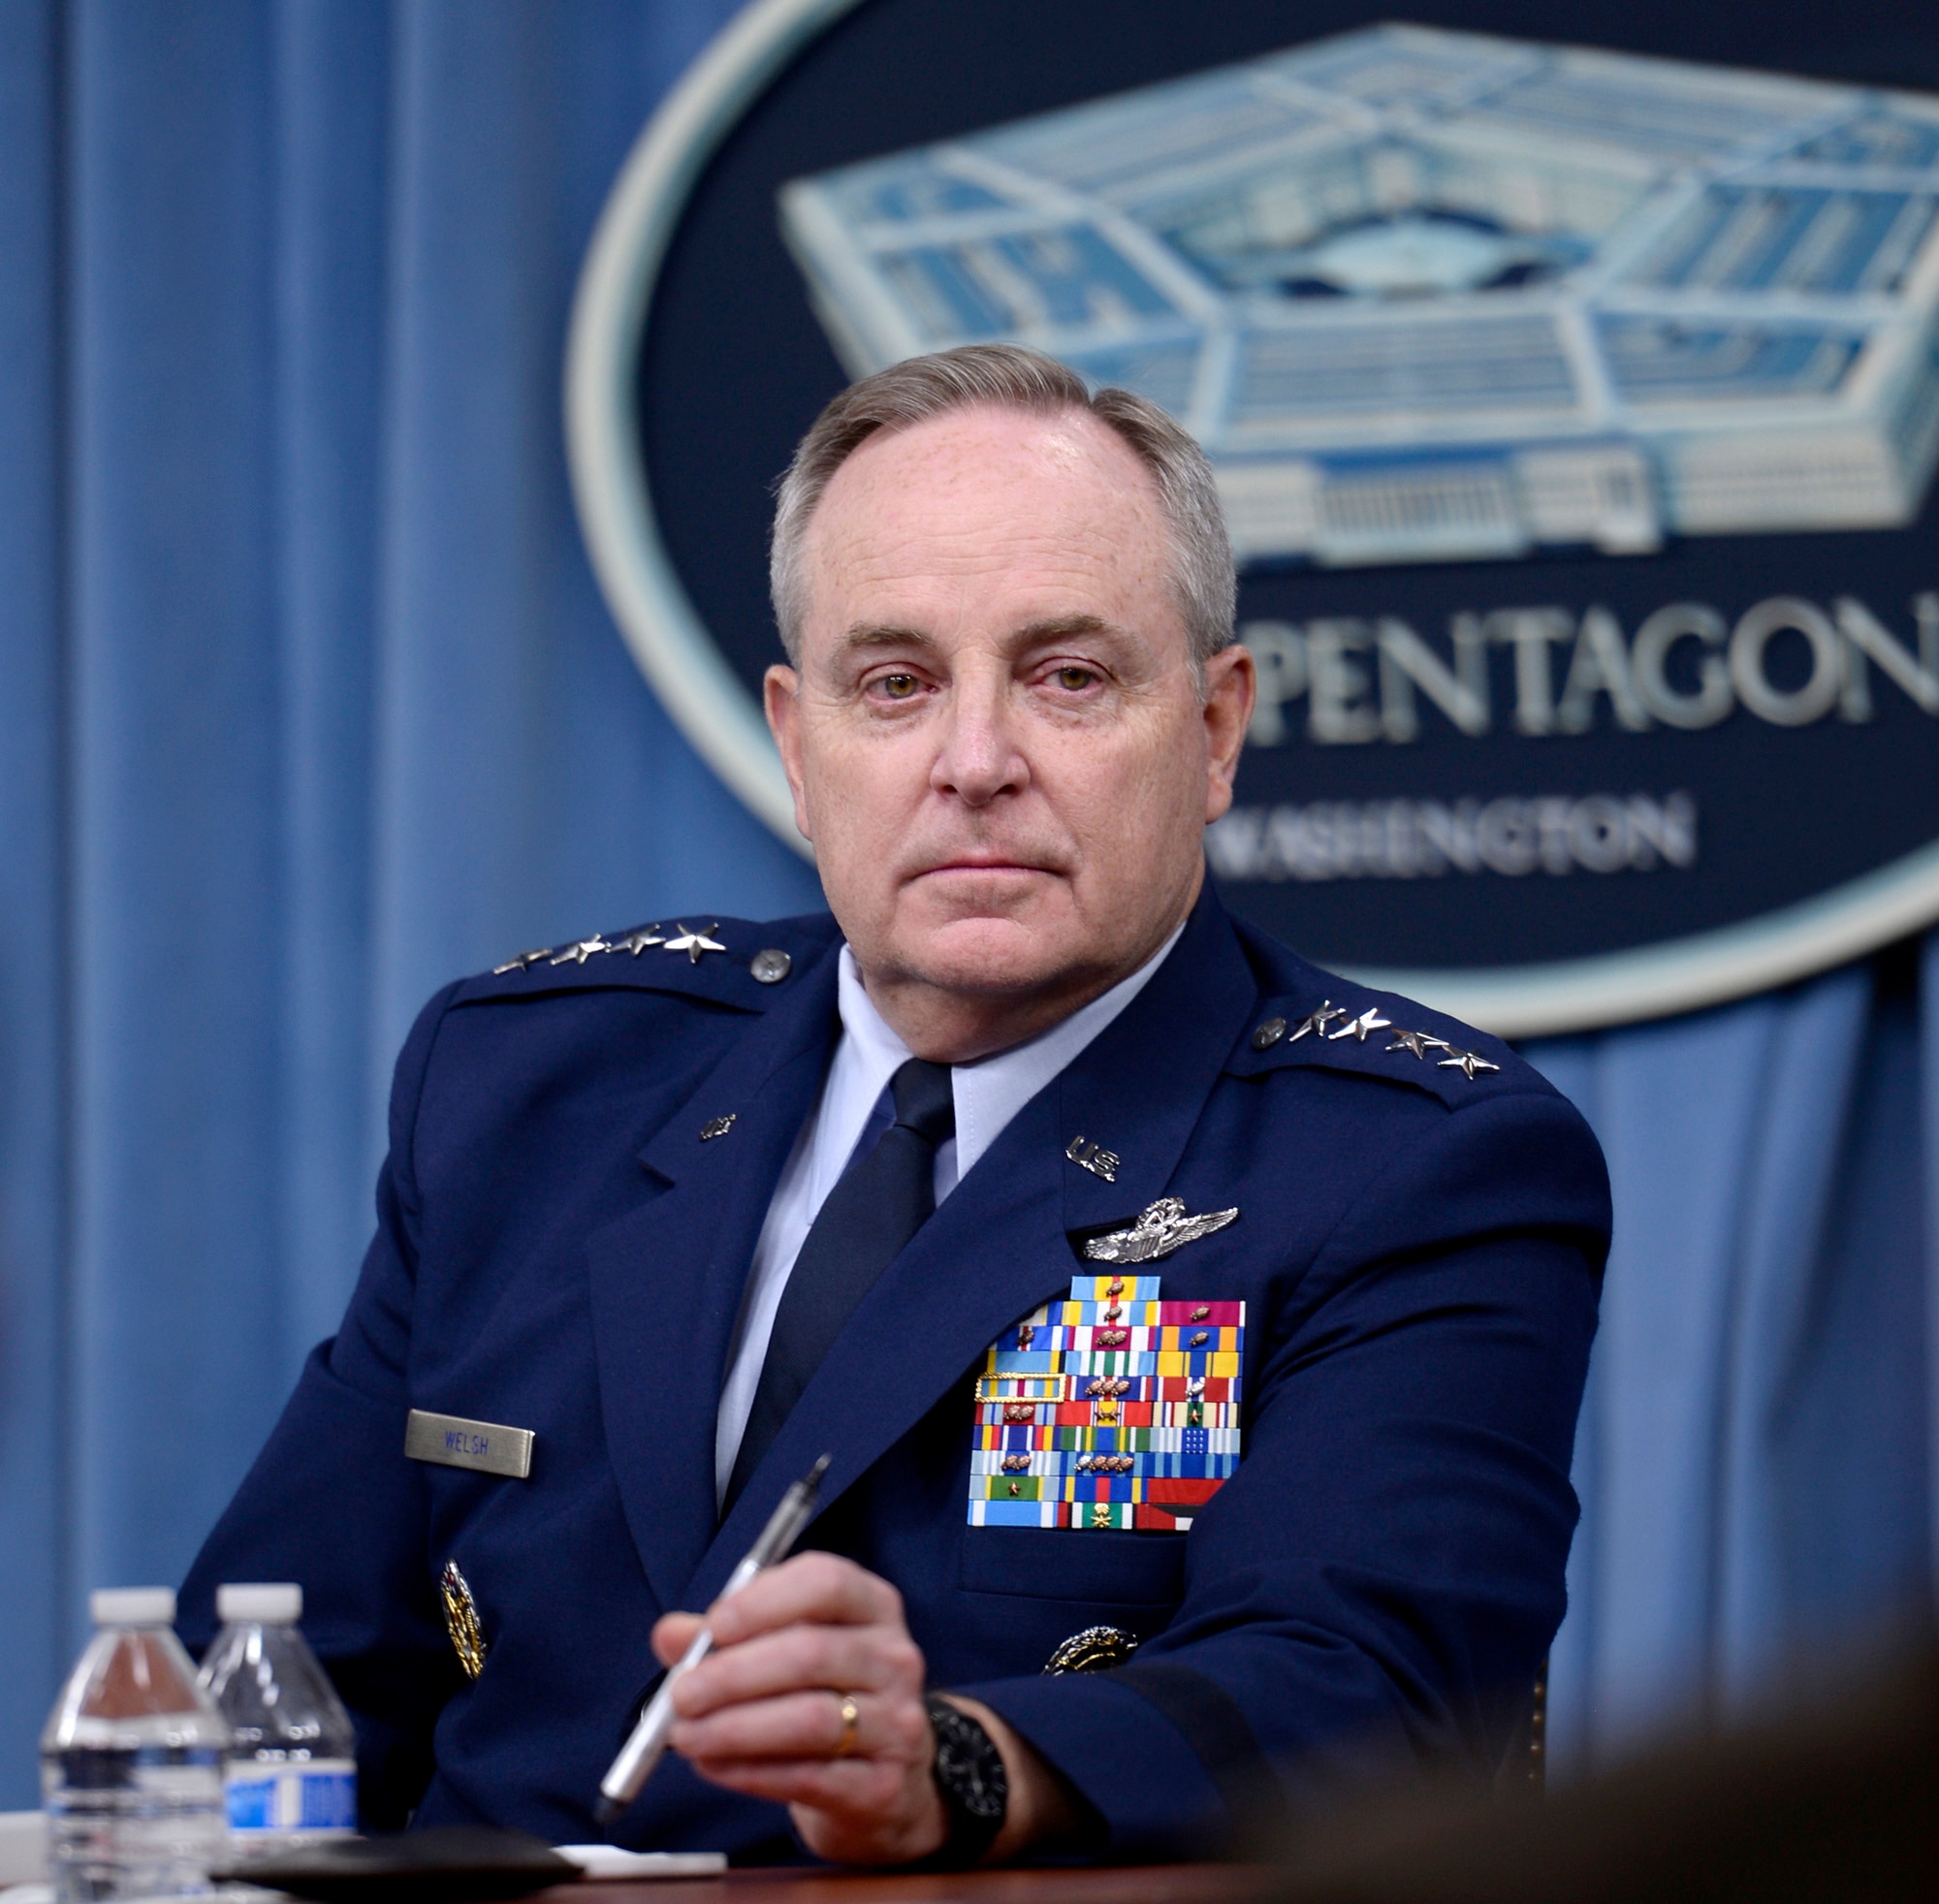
[922,1695,1008,1867]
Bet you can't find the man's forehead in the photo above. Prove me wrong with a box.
[803,404,1167,590]
[816,404,1160,531]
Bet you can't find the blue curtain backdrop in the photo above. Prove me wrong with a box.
[0,0,1932,1812]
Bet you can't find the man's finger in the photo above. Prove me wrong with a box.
[674,1754,913,1819]
[673,1684,929,1767]
[671,1687,889,1764]
[651,1611,706,1667]
[704,1551,901,1644]
[672,1624,920,1717]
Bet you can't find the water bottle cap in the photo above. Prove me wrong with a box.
[90,1586,175,1626]
[216,1581,302,1624]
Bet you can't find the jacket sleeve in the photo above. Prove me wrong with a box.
[960,1086,1607,1858]
[178,983,465,1829]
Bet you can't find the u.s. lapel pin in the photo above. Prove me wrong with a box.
[1065,1135,1121,1183]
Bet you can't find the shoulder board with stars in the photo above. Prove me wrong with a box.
[1224,988,1522,1107]
[450,914,838,1008]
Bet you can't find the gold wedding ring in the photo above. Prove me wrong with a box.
[834,1693,861,1758]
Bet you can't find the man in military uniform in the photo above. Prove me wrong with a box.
[181,345,1607,1865]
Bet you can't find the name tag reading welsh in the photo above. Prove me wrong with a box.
[405,1410,533,1479]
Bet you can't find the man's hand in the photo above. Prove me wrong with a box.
[654,1552,943,1863]
[652,1552,1074,1865]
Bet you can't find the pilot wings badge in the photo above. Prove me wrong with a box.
[1082,1197,1239,1265]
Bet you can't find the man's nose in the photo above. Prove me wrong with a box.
[930,677,1028,808]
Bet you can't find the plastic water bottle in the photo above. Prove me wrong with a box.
[40,1586,231,1900]
[198,1582,357,1854]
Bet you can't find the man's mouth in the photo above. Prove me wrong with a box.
[912,857,1056,879]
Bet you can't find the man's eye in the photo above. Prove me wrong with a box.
[1053,666,1097,691]
[875,674,921,699]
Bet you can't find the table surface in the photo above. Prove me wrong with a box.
[530,1866,1282,1904]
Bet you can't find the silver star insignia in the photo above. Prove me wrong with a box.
[549,936,613,966]
[1438,1048,1502,1080]
[1082,1196,1239,1265]
[663,923,726,964]
[1288,1000,1348,1041]
[1328,1007,1393,1042]
[1384,1028,1451,1061]
[491,947,553,974]
[614,925,666,956]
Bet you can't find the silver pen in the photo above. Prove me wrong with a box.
[595,1454,831,1823]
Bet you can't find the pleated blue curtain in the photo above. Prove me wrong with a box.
[1535,951,1936,1774]
[0,0,67,1819]
[0,0,814,1805]
[0,0,1932,1815]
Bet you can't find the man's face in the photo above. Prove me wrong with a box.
[765,403,1253,1057]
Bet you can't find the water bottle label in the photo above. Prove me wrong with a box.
[225,1762,357,1833]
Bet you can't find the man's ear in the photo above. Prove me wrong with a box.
[764,663,814,844]
[1201,641,1256,824]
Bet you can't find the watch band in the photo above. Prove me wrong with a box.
[920,1695,1008,1868]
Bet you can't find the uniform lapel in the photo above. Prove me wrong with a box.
[689,884,1261,1602]
[585,946,840,1612]
[1057,884,1258,1236]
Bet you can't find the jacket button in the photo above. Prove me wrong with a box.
[749,948,792,984]
[1251,1016,1287,1051]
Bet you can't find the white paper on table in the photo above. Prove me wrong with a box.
[0,1812,46,1889]
[555,1844,728,1881]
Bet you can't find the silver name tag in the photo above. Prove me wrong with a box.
[404,1410,533,1479]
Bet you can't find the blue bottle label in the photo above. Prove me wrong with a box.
[225,1762,357,1833]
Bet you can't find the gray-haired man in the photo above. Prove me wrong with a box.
[182,345,1606,1865]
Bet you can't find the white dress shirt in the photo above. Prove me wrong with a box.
[713,925,1184,1502]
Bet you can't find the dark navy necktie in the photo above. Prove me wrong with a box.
[725,1057,955,1511]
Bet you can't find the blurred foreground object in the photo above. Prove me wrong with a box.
[217,1825,578,1903]
[39,1589,229,1900]
[198,1582,357,1855]
[1276,1638,1938,1904]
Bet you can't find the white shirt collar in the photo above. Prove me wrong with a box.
[818,920,1186,1205]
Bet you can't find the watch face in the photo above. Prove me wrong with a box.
[931,1701,1008,1822]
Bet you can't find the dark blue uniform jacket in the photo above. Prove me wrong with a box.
[180,884,1608,1860]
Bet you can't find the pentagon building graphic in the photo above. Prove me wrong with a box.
[779,24,1939,567]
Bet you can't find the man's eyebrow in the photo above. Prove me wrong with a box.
[839,622,938,653]
[836,614,1127,652]
[1015,614,1118,644]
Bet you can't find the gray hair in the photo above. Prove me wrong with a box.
[769,343,1236,679]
